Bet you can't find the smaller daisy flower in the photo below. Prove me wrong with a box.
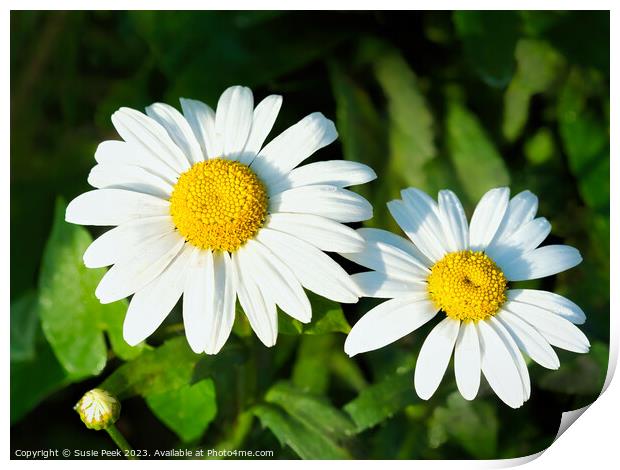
[66,86,376,354]
[343,187,589,408]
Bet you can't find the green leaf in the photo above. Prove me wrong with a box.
[254,381,355,459]
[10,290,39,362]
[100,336,199,399]
[253,404,350,459]
[146,379,217,442]
[503,39,565,141]
[453,11,520,87]
[266,382,356,440]
[446,102,510,203]
[344,372,417,432]
[38,199,145,378]
[371,41,437,188]
[38,199,108,378]
[427,392,498,459]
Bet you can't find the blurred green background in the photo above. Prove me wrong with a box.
[11,11,609,459]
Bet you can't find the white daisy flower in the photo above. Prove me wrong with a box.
[66,85,376,354]
[343,187,589,408]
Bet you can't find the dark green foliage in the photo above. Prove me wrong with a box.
[10,11,609,459]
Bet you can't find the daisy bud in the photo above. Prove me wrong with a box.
[74,388,121,430]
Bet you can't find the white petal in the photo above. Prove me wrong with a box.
[251,112,337,185]
[112,107,189,174]
[95,232,185,304]
[265,213,364,253]
[344,297,438,356]
[356,228,432,267]
[270,185,372,223]
[454,321,481,400]
[255,228,359,303]
[341,238,429,282]
[488,217,551,265]
[83,216,175,268]
[94,140,178,183]
[241,240,311,323]
[65,189,169,226]
[87,163,173,199]
[269,160,377,195]
[180,98,221,158]
[415,318,460,400]
[503,300,590,353]
[501,245,582,281]
[205,251,237,355]
[490,190,538,245]
[183,250,215,353]
[239,94,283,164]
[215,86,254,158]
[496,310,560,369]
[352,271,427,298]
[123,244,194,345]
[145,102,204,164]
[469,187,510,251]
[233,251,278,347]
[488,316,531,400]
[477,320,525,409]
[438,189,469,252]
[387,199,446,263]
[507,289,586,324]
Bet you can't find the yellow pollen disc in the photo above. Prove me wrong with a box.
[427,250,507,322]
[170,158,268,252]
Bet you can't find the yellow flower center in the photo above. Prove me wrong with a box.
[427,250,507,322]
[170,158,268,252]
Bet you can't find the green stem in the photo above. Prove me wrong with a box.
[105,424,137,460]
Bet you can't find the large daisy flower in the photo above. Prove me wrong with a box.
[66,86,375,354]
[343,187,589,408]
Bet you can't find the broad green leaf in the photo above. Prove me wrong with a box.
[503,39,565,141]
[453,11,520,87]
[146,379,217,442]
[38,199,108,378]
[266,382,356,441]
[253,403,351,459]
[428,392,498,459]
[10,290,39,362]
[101,337,199,399]
[372,42,437,188]
[38,199,144,378]
[344,372,417,432]
[255,381,355,459]
[446,102,510,203]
